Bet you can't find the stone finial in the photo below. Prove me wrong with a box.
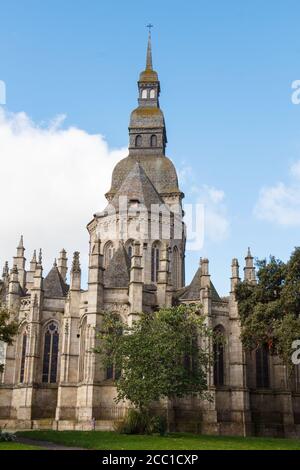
[38,248,42,265]
[71,252,81,273]
[11,265,18,275]
[2,261,9,278]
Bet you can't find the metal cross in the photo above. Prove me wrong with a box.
[146,23,154,33]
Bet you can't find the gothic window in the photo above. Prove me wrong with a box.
[104,241,114,268]
[151,242,160,282]
[142,89,148,99]
[256,344,269,388]
[213,325,225,386]
[172,246,180,288]
[150,88,155,99]
[20,331,27,383]
[150,135,157,147]
[135,135,142,147]
[42,322,59,383]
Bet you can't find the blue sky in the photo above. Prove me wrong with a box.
[1,0,300,294]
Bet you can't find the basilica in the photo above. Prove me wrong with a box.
[0,34,299,437]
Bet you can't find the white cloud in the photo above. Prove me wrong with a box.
[0,109,127,278]
[254,161,300,226]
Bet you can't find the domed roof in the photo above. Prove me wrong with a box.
[139,69,159,82]
[107,154,180,197]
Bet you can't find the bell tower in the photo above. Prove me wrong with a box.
[129,28,167,156]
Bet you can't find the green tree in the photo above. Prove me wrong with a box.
[235,247,300,367]
[0,304,18,372]
[96,305,214,414]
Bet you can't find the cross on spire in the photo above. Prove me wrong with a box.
[146,23,153,33]
[145,24,153,70]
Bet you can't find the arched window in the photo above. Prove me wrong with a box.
[256,344,269,388]
[150,89,155,99]
[150,135,157,147]
[172,246,180,288]
[151,242,160,282]
[213,326,225,386]
[42,322,59,383]
[135,135,142,147]
[20,331,27,383]
[142,89,148,99]
[104,242,114,268]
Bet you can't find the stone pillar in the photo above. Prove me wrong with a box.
[56,252,82,421]
[157,243,170,307]
[128,242,143,325]
[228,258,252,436]
[77,239,104,423]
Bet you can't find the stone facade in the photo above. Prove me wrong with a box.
[1,33,300,437]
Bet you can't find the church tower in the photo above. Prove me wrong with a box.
[88,31,186,290]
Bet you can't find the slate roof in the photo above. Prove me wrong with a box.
[180,266,221,302]
[104,244,131,288]
[44,266,69,298]
[107,155,180,199]
[108,162,164,211]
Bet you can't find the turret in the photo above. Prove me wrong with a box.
[13,236,26,290]
[58,249,68,281]
[244,247,256,284]
[231,258,240,293]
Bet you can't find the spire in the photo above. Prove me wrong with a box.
[31,250,37,263]
[146,26,153,70]
[18,235,24,249]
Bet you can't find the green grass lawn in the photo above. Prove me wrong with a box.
[16,431,300,450]
[0,442,43,450]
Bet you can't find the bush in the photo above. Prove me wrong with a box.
[0,430,16,442]
[114,409,167,435]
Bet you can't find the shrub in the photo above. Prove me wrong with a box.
[114,409,167,435]
[0,430,16,442]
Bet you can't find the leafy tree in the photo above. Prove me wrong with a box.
[235,247,300,367]
[0,304,18,372]
[96,305,214,415]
